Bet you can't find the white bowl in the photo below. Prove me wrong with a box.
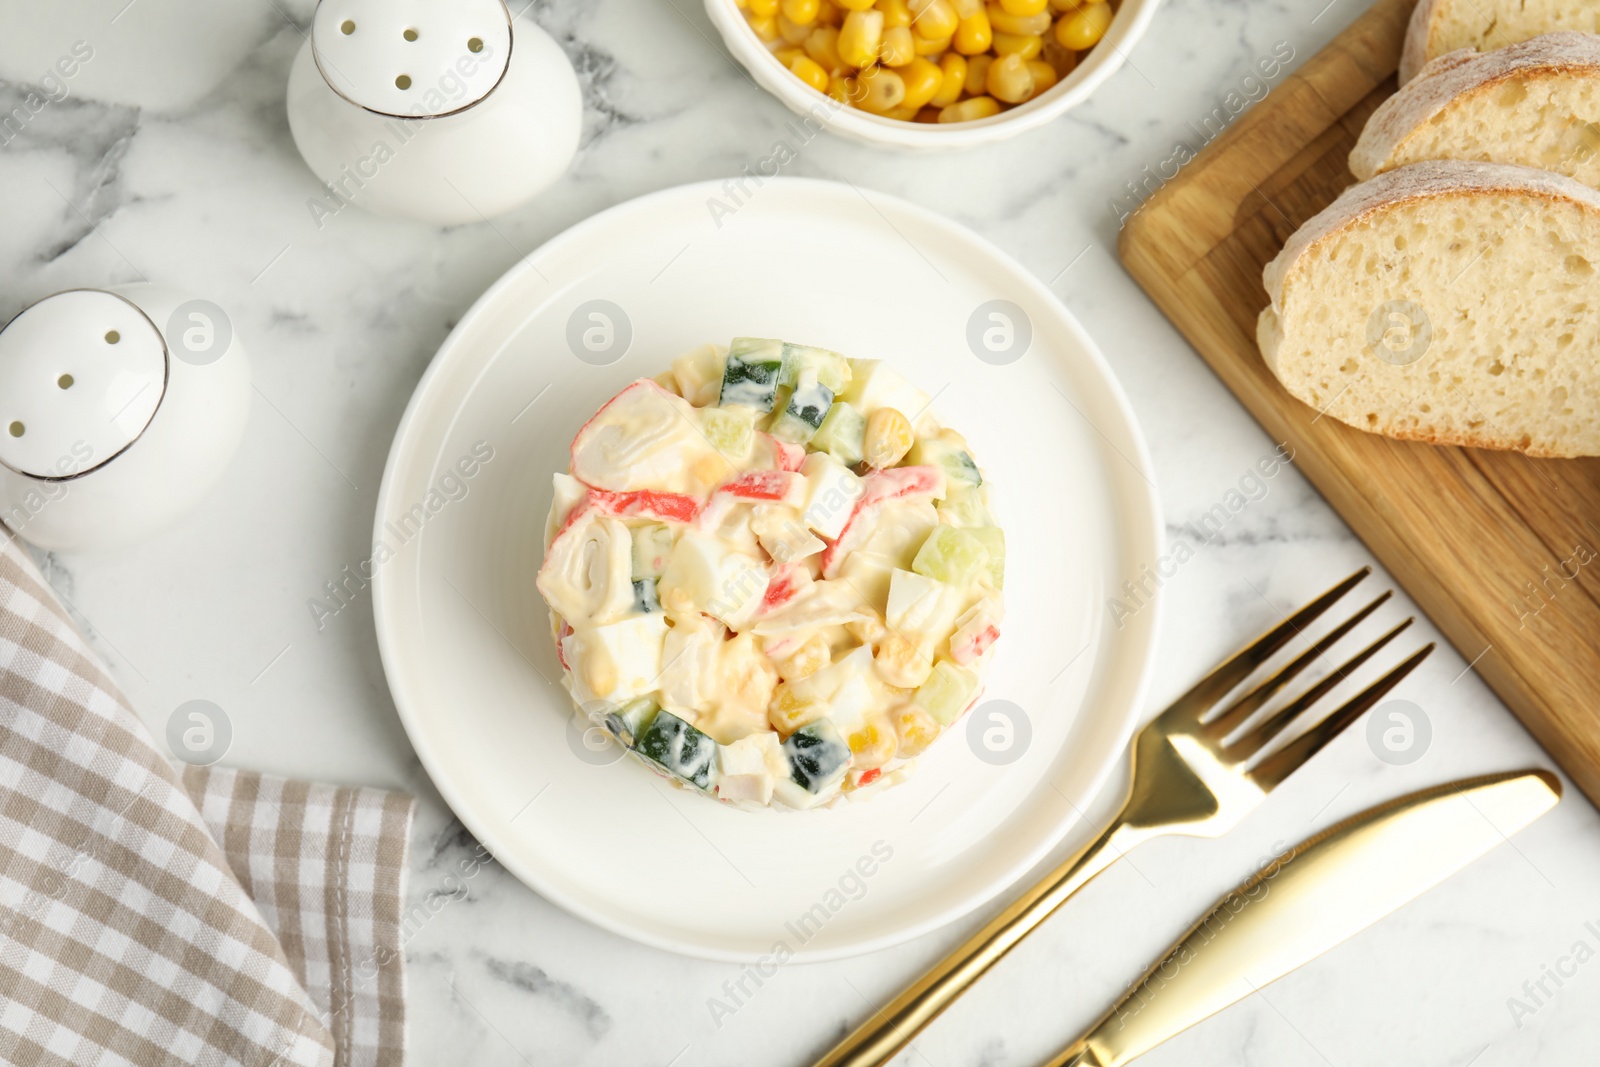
[703,0,1162,149]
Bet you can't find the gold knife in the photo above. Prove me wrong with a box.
[1045,769,1561,1067]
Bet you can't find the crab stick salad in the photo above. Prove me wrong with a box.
[537,338,1005,810]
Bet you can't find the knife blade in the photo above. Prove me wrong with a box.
[1044,769,1561,1067]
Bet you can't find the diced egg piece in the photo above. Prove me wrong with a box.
[751,505,825,565]
[658,613,725,718]
[716,731,788,805]
[799,452,863,540]
[562,612,669,705]
[671,343,727,407]
[841,360,931,423]
[886,568,965,643]
[658,531,769,628]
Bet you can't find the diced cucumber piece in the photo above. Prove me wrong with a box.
[970,526,1005,590]
[720,338,786,411]
[912,525,990,586]
[781,344,852,394]
[938,487,991,528]
[782,719,851,793]
[632,577,661,614]
[768,373,834,445]
[908,435,982,489]
[702,406,755,460]
[631,524,674,579]
[637,710,718,790]
[810,401,866,466]
[604,698,659,748]
[916,659,978,725]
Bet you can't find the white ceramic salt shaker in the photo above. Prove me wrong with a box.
[0,284,251,553]
[286,0,582,226]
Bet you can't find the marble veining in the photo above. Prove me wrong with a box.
[3,0,1599,1063]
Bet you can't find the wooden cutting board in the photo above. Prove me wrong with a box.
[1118,0,1600,806]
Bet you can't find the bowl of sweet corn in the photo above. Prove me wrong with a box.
[704,0,1160,148]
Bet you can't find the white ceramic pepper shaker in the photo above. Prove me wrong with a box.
[286,0,582,226]
[0,284,251,553]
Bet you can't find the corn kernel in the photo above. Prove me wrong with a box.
[779,13,813,42]
[878,0,913,27]
[963,52,992,94]
[806,25,845,70]
[896,56,944,109]
[931,52,966,105]
[818,0,843,20]
[837,0,876,9]
[999,0,1048,13]
[847,612,887,645]
[751,0,782,15]
[778,632,831,681]
[953,9,992,53]
[1024,57,1057,96]
[908,0,959,38]
[938,94,1001,121]
[847,718,898,769]
[952,0,982,14]
[913,31,951,54]
[856,64,906,111]
[985,51,1032,101]
[991,30,1042,58]
[864,407,915,468]
[828,74,853,102]
[895,704,941,758]
[790,54,832,91]
[875,631,934,687]
[769,683,828,733]
[1055,1,1111,49]
[985,1,1051,33]
[881,24,916,65]
[749,13,780,39]
[1049,0,1082,10]
[838,9,884,67]
[783,0,821,21]
[915,106,942,122]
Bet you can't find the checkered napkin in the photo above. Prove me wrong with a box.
[0,534,415,1067]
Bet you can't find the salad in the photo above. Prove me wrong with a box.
[537,338,1004,810]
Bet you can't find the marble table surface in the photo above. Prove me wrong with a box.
[4,0,1599,1063]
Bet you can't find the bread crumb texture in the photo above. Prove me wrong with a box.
[1260,160,1600,457]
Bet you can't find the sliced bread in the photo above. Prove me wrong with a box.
[1400,0,1600,84]
[1258,159,1600,457]
[1354,33,1600,184]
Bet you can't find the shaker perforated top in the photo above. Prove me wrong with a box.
[0,290,165,478]
[311,0,513,117]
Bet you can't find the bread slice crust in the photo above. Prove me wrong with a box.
[1400,0,1600,84]
[1260,159,1600,458]
[1354,32,1600,183]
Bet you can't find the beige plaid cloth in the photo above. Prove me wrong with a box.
[0,534,415,1066]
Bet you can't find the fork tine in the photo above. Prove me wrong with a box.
[1161,567,1371,725]
[1205,590,1393,739]
[1224,616,1415,762]
[1249,643,1436,790]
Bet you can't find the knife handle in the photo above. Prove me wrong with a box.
[811,819,1146,1067]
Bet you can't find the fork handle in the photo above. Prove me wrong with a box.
[811,817,1147,1067]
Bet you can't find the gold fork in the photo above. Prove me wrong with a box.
[813,568,1433,1067]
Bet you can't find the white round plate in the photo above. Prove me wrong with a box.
[373,178,1162,962]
